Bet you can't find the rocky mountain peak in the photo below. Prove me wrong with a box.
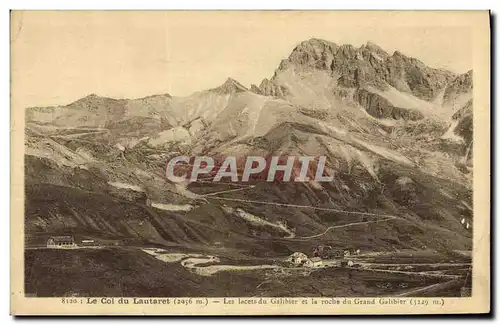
[286,38,339,70]
[362,41,389,59]
[389,50,422,65]
[285,39,390,72]
[365,41,386,52]
[294,38,339,51]
[210,78,248,94]
[258,38,458,102]
[70,93,113,107]
[392,50,404,57]
[76,93,102,103]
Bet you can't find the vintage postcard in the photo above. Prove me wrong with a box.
[10,10,490,315]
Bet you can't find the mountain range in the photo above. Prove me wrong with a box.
[24,38,473,258]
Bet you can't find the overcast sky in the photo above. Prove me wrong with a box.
[11,11,473,108]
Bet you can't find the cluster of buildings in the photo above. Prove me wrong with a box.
[288,252,324,268]
[287,247,362,269]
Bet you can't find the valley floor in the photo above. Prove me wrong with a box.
[24,246,471,298]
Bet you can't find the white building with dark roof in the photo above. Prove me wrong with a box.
[304,257,323,268]
[46,236,76,249]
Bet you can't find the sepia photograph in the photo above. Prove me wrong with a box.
[10,10,490,315]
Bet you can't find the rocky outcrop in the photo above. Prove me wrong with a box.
[392,176,418,206]
[383,51,455,101]
[354,88,424,121]
[250,84,262,94]
[444,70,473,104]
[258,78,289,98]
[452,99,473,145]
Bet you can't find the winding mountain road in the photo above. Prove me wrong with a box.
[299,216,396,239]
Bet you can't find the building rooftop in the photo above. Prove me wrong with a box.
[49,236,74,242]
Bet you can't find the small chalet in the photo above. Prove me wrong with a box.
[288,252,309,266]
[304,257,323,268]
[46,236,76,248]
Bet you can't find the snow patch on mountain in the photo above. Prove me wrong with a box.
[151,202,194,212]
[222,206,295,237]
[108,181,145,192]
[441,120,465,143]
[147,127,191,147]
